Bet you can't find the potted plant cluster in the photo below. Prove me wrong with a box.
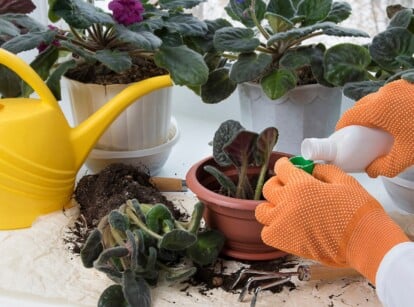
[80,198,225,307]
[0,0,216,174]
[196,0,372,154]
[343,4,414,100]
[186,119,290,261]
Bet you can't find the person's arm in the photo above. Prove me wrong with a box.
[376,242,414,307]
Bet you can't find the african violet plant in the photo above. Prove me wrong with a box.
[80,199,225,307]
[343,4,414,100]
[198,0,372,103]
[204,120,278,200]
[0,0,212,99]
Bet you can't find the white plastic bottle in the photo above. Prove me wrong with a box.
[301,125,394,172]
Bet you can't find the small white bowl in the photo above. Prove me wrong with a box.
[86,118,179,175]
[382,166,414,213]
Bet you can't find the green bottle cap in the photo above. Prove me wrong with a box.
[289,156,314,174]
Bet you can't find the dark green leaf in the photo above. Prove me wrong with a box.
[115,25,162,51]
[266,0,296,19]
[324,43,371,86]
[203,165,237,197]
[126,230,138,270]
[230,53,272,83]
[51,0,114,29]
[94,50,132,74]
[0,65,22,97]
[146,203,173,234]
[94,246,129,268]
[1,30,56,53]
[59,40,96,63]
[369,28,414,71]
[264,12,294,34]
[256,127,279,162]
[108,210,130,232]
[145,246,157,272]
[201,68,237,104]
[159,229,197,250]
[159,0,205,9]
[98,285,128,307]
[279,47,313,69]
[46,59,76,100]
[155,45,208,86]
[323,1,351,23]
[164,14,208,37]
[187,230,225,265]
[402,71,414,83]
[261,69,297,99]
[187,202,204,234]
[343,80,385,101]
[225,0,267,28]
[214,27,260,52]
[1,13,45,31]
[212,120,245,166]
[388,8,413,29]
[80,229,103,268]
[296,0,333,25]
[0,18,20,36]
[122,270,151,307]
[165,266,197,282]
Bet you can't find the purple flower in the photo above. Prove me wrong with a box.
[108,0,145,26]
[37,25,60,53]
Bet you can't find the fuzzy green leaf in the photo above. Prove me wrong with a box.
[264,12,294,34]
[0,18,20,36]
[165,266,197,282]
[225,0,267,28]
[159,0,205,9]
[1,30,56,53]
[187,230,225,266]
[159,229,197,251]
[146,204,173,234]
[155,45,208,86]
[297,0,333,25]
[46,59,76,100]
[0,13,45,31]
[230,53,273,83]
[115,25,162,51]
[201,68,237,104]
[261,69,297,99]
[214,27,260,53]
[164,14,208,37]
[343,80,385,101]
[388,8,413,29]
[108,210,130,232]
[203,165,237,197]
[98,285,128,307]
[122,270,151,307]
[324,43,371,86]
[50,0,114,29]
[323,1,351,23]
[266,0,295,19]
[94,50,132,74]
[187,202,205,234]
[0,65,21,97]
[212,120,245,166]
[369,28,414,71]
[80,229,103,268]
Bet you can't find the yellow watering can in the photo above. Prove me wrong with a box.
[0,48,173,230]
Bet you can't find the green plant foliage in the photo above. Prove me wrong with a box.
[344,6,414,100]
[209,120,278,200]
[80,199,224,307]
[199,0,370,102]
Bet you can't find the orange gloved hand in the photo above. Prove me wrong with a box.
[255,157,409,284]
[336,79,414,178]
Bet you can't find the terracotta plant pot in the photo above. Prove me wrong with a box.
[186,152,290,261]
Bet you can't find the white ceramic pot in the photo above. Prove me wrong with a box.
[63,76,172,151]
[238,82,342,155]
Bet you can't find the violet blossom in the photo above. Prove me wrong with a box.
[108,0,145,26]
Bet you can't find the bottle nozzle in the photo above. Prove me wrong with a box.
[301,138,337,162]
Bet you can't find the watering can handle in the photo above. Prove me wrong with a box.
[0,48,58,108]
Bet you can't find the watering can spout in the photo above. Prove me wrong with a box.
[70,75,173,168]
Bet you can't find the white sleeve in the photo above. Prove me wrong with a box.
[376,242,414,307]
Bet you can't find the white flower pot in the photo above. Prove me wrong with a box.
[238,82,342,155]
[63,76,172,151]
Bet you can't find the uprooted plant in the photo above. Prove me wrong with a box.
[204,120,278,200]
[80,199,225,307]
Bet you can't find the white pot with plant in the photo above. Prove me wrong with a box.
[195,0,372,154]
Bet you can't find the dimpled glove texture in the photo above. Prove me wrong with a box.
[255,158,409,284]
[336,79,414,178]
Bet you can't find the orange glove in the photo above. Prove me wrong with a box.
[255,157,409,284]
[336,79,414,178]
